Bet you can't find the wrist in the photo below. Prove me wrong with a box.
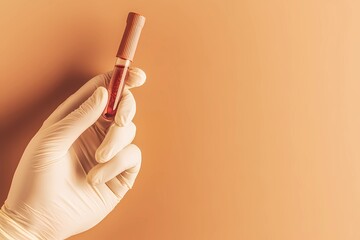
[0,205,39,240]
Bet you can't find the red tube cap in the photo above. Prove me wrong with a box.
[116,12,146,61]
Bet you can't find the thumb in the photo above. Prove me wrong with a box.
[52,87,108,150]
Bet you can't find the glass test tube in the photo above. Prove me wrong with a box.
[103,12,145,120]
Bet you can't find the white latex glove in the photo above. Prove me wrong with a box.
[0,67,146,239]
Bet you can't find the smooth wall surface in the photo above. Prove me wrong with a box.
[1,0,360,239]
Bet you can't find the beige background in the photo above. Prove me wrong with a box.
[1,0,360,239]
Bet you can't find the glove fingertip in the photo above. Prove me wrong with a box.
[96,86,108,106]
[126,67,146,88]
[87,170,102,185]
[95,147,112,163]
[95,149,105,163]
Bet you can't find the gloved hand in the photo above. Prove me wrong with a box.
[0,67,146,239]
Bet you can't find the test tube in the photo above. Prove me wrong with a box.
[103,12,145,120]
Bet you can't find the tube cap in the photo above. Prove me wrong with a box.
[116,12,146,61]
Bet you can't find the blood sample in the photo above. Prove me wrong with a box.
[103,12,145,120]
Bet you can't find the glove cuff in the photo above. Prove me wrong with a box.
[0,206,39,240]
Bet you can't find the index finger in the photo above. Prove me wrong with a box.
[43,67,146,128]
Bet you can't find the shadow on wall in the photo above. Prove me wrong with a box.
[0,69,93,203]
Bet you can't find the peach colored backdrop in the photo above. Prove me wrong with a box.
[1,1,360,239]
